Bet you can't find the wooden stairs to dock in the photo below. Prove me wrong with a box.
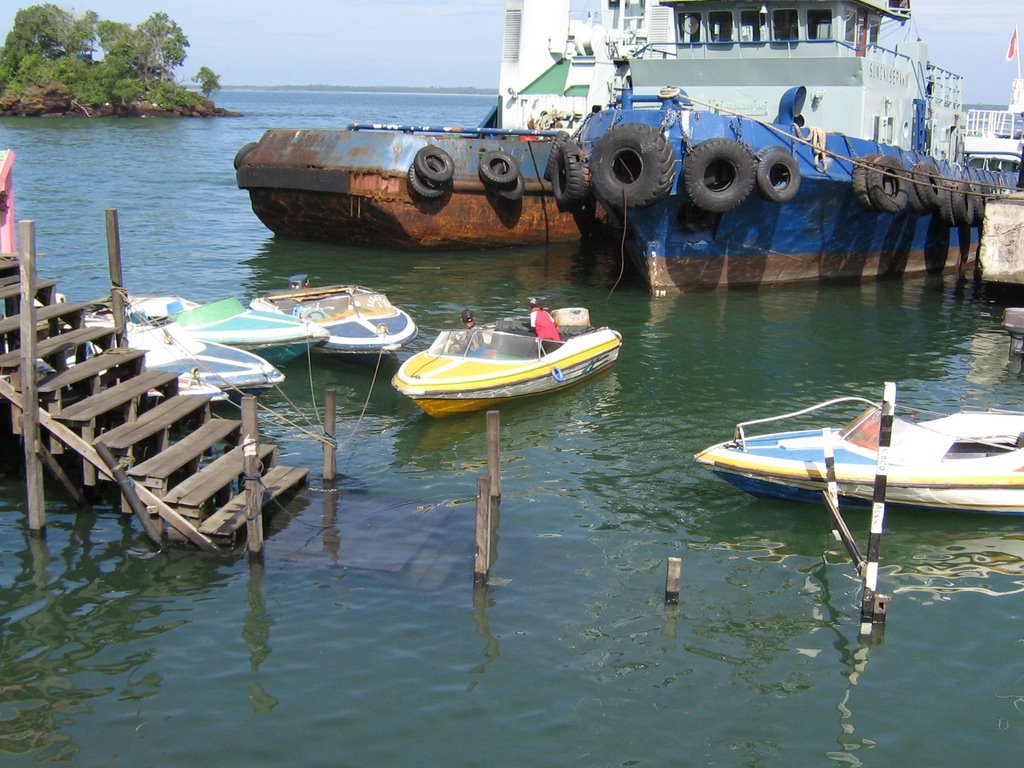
[0,255,308,551]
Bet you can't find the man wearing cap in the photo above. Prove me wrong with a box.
[454,308,483,354]
[528,297,561,346]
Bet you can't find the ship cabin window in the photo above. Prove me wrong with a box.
[622,0,646,33]
[739,9,768,42]
[807,10,832,40]
[771,9,799,41]
[679,12,701,43]
[708,11,734,42]
[843,8,880,49]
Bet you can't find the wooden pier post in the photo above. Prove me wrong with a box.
[474,476,492,582]
[96,442,162,547]
[860,382,894,634]
[664,556,682,604]
[242,395,264,560]
[822,427,865,574]
[323,388,337,482]
[19,220,45,534]
[104,209,127,348]
[486,410,501,499]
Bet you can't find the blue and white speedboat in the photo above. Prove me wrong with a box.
[250,277,417,362]
[546,0,1021,293]
[694,395,1024,515]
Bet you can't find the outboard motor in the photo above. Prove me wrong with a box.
[289,273,310,290]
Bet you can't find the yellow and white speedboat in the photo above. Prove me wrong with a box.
[392,320,622,418]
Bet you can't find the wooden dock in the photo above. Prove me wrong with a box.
[0,247,309,555]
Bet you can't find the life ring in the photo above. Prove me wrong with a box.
[908,160,942,213]
[478,150,522,188]
[754,146,800,203]
[233,141,258,170]
[407,164,446,200]
[682,138,756,213]
[852,154,908,213]
[550,366,565,382]
[551,142,588,211]
[591,123,676,209]
[413,145,455,186]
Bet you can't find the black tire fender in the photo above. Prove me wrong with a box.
[407,164,446,200]
[478,150,521,188]
[754,146,801,203]
[853,154,909,213]
[682,138,756,213]
[553,144,588,210]
[909,159,942,213]
[413,145,455,185]
[591,123,676,209]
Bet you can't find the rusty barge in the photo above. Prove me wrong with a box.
[235,125,592,249]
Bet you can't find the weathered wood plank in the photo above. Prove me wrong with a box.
[56,369,179,423]
[126,418,242,487]
[199,466,310,536]
[36,347,147,394]
[0,300,88,337]
[163,442,276,510]
[96,394,214,451]
[0,325,116,371]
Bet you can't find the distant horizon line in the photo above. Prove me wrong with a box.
[221,84,498,95]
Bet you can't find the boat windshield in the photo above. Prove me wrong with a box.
[429,329,545,360]
[840,406,882,449]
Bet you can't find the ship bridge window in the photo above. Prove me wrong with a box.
[771,9,799,41]
[807,10,832,40]
[709,11,733,42]
[739,10,767,42]
[678,12,701,43]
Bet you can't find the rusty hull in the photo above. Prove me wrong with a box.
[236,128,584,249]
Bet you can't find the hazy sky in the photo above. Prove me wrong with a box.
[1,1,1020,104]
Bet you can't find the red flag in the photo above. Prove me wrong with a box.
[1008,27,1019,62]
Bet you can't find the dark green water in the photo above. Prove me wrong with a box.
[2,91,1023,766]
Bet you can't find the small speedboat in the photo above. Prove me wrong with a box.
[249,276,417,360]
[131,295,328,365]
[86,306,285,394]
[694,395,1024,515]
[392,309,622,417]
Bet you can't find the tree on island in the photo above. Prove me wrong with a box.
[0,4,231,116]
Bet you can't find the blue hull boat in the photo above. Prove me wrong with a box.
[549,0,1022,294]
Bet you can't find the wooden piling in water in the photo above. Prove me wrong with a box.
[664,556,682,604]
[19,221,44,534]
[104,209,126,348]
[323,388,337,482]
[474,476,492,582]
[242,396,264,560]
[486,410,501,499]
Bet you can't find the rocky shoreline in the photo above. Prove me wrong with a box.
[0,82,241,118]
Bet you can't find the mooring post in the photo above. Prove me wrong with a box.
[242,395,264,560]
[860,382,895,634]
[474,475,492,582]
[664,556,682,604]
[323,388,337,483]
[486,410,501,499]
[104,209,127,348]
[19,221,44,534]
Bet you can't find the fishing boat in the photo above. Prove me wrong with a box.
[249,275,417,360]
[694,395,1024,515]
[130,295,328,365]
[549,0,1022,294]
[233,0,637,249]
[391,309,622,417]
[86,306,286,394]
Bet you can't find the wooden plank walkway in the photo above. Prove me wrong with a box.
[0,253,308,553]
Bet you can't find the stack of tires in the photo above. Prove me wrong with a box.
[477,149,524,201]
[408,145,455,200]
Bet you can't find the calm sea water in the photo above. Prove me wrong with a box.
[1,91,1024,766]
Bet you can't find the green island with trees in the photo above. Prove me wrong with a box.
[0,4,236,117]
